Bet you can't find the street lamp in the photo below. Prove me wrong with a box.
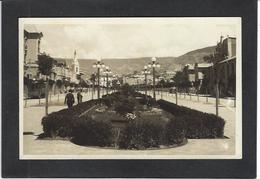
[148,57,160,99]
[103,66,112,95]
[93,58,105,99]
[142,65,150,98]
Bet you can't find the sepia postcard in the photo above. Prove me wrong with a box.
[19,17,242,160]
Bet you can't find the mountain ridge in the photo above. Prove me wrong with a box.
[54,45,216,77]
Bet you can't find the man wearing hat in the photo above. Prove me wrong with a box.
[64,89,75,108]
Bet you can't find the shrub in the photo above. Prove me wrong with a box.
[165,117,187,144]
[41,99,97,138]
[136,95,157,107]
[118,118,166,149]
[102,93,119,107]
[120,83,136,96]
[41,114,75,138]
[157,99,226,138]
[114,96,137,115]
[71,117,114,147]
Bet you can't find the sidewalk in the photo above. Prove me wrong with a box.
[23,89,106,107]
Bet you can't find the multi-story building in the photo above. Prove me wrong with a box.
[23,25,81,98]
[183,36,236,97]
[214,36,236,97]
[24,25,43,80]
[184,63,212,83]
[200,36,236,97]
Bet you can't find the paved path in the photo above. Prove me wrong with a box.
[22,91,237,159]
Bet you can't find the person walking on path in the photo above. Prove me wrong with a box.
[64,90,75,108]
[77,91,83,104]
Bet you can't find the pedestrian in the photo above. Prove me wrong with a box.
[64,89,75,108]
[77,90,83,104]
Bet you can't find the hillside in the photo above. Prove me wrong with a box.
[56,45,216,77]
[174,46,216,65]
[78,57,181,76]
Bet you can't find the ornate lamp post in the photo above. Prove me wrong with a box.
[142,65,150,98]
[93,58,105,99]
[104,66,112,95]
[148,57,160,99]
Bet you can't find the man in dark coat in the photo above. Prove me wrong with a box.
[64,90,75,108]
[77,91,83,104]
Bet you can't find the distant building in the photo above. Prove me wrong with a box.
[184,64,196,82]
[195,63,213,80]
[125,73,155,86]
[160,70,176,81]
[54,50,81,84]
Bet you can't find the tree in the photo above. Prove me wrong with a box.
[38,54,54,115]
[56,79,63,102]
[203,42,226,116]
[120,83,135,96]
[203,54,214,63]
[193,80,201,93]
[200,74,210,94]
[157,79,166,88]
[38,54,54,76]
[172,70,190,92]
[112,79,119,90]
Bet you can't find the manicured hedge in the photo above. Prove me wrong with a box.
[118,118,166,149]
[42,91,225,149]
[71,117,114,147]
[157,99,225,138]
[165,117,187,144]
[41,99,98,138]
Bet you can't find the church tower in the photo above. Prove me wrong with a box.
[73,50,80,75]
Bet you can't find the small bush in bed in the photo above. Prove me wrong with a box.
[41,99,97,138]
[71,117,114,147]
[118,118,166,149]
[165,117,187,144]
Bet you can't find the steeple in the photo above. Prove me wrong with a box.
[73,50,77,62]
[73,50,79,75]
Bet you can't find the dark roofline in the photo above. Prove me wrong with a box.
[222,36,236,41]
[24,30,43,39]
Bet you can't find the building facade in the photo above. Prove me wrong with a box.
[53,50,81,85]
[24,26,43,80]
[24,25,81,98]
[183,36,236,97]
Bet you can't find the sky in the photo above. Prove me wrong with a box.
[23,18,240,59]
